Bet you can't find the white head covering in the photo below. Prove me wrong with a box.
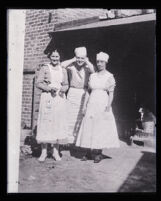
[96,52,109,62]
[139,107,143,113]
[74,47,87,57]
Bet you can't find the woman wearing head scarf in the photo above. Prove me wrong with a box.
[36,50,69,162]
[76,52,120,163]
[61,47,95,144]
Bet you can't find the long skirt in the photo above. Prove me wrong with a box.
[76,89,120,149]
[36,92,68,144]
[66,88,89,143]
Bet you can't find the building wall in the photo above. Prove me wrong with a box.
[21,8,107,128]
[21,9,155,129]
[21,73,35,128]
[55,9,107,24]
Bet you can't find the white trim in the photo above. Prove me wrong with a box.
[7,9,26,193]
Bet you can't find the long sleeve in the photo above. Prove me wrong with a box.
[36,65,51,92]
[61,58,75,69]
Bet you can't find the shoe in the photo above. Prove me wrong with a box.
[81,156,88,161]
[94,155,102,163]
[53,149,62,161]
[53,152,62,161]
[53,155,62,161]
[38,150,47,162]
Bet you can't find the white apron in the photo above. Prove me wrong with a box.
[67,88,89,143]
[76,72,120,149]
[36,64,68,144]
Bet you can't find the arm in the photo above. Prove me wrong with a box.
[61,57,76,69]
[105,91,114,112]
[36,65,52,92]
[105,75,116,111]
[59,68,69,97]
[85,58,95,73]
[60,68,69,93]
[82,92,90,115]
[82,74,93,114]
[107,91,114,108]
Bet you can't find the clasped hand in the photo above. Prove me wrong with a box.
[50,88,64,98]
[50,87,58,97]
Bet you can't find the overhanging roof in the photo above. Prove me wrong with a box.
[53,13,156,33]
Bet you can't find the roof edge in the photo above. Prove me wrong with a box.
[50,13,156,34]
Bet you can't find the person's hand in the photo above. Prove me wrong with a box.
[84,57,95,73]
[82,107,87,116]
[51,87,58,92]
[59,91,65,98]
[85,57,89,63]
[72,57,76,62]
[105,106,110,112]
[51,87,58,97]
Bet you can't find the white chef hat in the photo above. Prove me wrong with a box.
[96,52,109,62]
[74,47,87,57]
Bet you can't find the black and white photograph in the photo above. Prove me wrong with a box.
[7,8,156,193]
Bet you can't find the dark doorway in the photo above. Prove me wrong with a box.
[45,21,156,138]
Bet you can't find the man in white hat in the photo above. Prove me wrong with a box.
[61,47,95,144]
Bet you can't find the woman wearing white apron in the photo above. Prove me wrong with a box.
[61,47,95,144]
[36,50,69,162]
[76,52,120,163]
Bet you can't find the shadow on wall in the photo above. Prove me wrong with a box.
[117,151,156,192]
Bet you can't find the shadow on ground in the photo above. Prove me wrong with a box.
[60,144,112,160]
[118,151,156,192]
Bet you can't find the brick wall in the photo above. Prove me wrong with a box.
[23,9,107,71]
[21,73,35,128]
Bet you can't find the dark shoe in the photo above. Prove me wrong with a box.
[81,156,88,161]
[87,150,93,159]
[94,155,102,163]
[91,149,102,160]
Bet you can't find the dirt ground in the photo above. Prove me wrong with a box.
[18,140,156,193]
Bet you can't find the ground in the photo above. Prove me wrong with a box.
[18,140,156,193]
